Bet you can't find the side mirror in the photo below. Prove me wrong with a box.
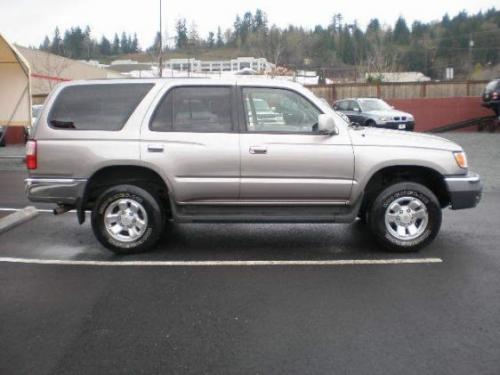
[318,114,338,135]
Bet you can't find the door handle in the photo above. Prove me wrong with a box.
[147,144,164,153]
[249,146,267,154]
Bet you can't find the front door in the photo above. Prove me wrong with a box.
[141,85,240,204]
[239,87,354,203]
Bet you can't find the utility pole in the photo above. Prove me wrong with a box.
[159,0,163,78]
[468,34,474,78]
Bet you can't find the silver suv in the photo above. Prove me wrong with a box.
[25,79,482,254]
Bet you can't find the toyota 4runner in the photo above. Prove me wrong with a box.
[25,79,482,254]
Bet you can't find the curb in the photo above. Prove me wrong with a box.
[0,207,39,235]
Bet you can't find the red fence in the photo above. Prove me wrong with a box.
[386,97,493,132]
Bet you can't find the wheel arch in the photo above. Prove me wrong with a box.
[78,165,172,224]
[360,165,450,216]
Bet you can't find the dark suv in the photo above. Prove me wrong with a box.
[482,79,500,116]
[333,98,415,131]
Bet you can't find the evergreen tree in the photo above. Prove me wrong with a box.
[216,26,224,47]
[50,27,62,55]
[253,9,268,32]
[120,32,129,53]
[99,36,112,55]
[175,19,188,49]
[40,36,50,51]
[207,32,215,48]
[131,33,139,52]
[188,22,200,46]
[112,33,120,55]
[393,17,410,44]
[35,8,500,79]
[149,32,161,52]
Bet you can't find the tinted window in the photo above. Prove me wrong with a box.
[151,87,233,132]
[49,84,153,131]
[348,100,361,111]
[337,101,350,111]
[243,88,321,133]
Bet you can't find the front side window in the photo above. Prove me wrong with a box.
[336,101,350,111]
[348,100,362,112]
[49,84,153,131]
[150,86,233,132]
[242,88,321,133]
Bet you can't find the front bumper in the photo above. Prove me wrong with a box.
[445,172,482,210]
[377,121,415,131]
[25,178,87,205]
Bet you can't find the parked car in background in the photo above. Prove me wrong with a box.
[246,97,286,130]
[0,125,5,146]
[26,79,481,255]
[333,98,415,131]
[32,105,43,126]
[482,79,500,116]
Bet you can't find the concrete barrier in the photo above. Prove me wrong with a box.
[0,207,38,235]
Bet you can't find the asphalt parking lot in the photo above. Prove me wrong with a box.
[1,133,500,374]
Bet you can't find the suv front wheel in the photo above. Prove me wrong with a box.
[368,182,442,252]
[91,184,164,254]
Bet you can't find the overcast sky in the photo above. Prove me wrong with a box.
[1,0,498,49]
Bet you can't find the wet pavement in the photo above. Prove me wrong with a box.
[1,134,500,374]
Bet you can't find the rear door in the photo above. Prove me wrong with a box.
[238,86,354,203]
[141,84,240,204]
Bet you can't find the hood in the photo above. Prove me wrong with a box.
[348,126,462,152]
[365,109,412,119]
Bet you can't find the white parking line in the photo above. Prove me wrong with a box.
[0,207,57,213]
[0,257,443,267]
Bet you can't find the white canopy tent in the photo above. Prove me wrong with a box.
[0,33,31,128]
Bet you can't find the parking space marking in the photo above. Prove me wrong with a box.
[0,257,443,267]
[0,207,57,213]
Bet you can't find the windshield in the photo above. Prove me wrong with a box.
[358,99,392,112]
[485,80,500,93]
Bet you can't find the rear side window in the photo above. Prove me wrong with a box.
[48,83,153,131]
[150,86,233,132]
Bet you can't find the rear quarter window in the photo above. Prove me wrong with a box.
[48,83,154,131]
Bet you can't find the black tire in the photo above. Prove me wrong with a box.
[365,120,376,127]
[368,182,442,252]
[91,184,164,254]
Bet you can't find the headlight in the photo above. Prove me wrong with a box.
[453,151,468,169]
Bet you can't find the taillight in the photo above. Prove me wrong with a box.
[26,140,37,170]
[493,92,499,100]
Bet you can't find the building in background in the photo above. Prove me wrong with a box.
[365,71,431,83]
[164,57,275,74]
[16,46,123,104]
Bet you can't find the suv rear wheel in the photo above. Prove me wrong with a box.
[368,182,442,252]
[91,184,164,254]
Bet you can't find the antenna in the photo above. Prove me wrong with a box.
[159,0,163,78]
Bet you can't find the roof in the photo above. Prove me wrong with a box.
[55,77,307,90]
[0,33,31,126]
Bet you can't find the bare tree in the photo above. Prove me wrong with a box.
[267,26,285,70]
[37,49,70,91]
[364,44,401,82]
